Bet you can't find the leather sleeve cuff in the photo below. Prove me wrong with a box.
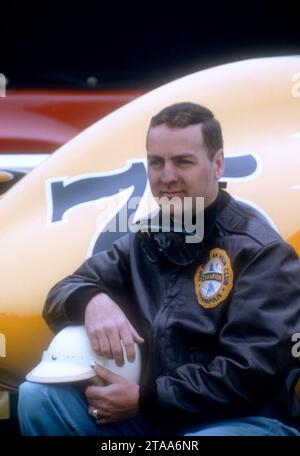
[64,286,105,324]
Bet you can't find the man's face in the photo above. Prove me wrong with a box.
[147,124,224,215]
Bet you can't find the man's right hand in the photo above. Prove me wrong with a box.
[85,293,144,367]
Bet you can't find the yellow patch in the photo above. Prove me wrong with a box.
[194,248,233,309]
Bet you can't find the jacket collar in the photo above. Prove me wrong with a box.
[203,189,230,241]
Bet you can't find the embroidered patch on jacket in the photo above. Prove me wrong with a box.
[194,248,233,308]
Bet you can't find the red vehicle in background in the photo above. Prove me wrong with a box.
[0,89,143,195]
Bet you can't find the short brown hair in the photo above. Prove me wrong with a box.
[149,102,223,160]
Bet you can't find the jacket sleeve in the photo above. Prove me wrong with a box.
[43,234,131,332]
[139,240,300,423]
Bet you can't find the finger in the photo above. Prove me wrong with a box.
[98,335,113,359]
[89,373,106,386]
[106,330,124,366]
[87,398,105,410]
[94,364,121,383]
[119,327,136,363]
[87,328,101,355]
[88,404,101,415]
[88,405,110,421]
[85,384,106,400]
[130,324,144,345]
[96,417,114,425]
[88,328,112,358]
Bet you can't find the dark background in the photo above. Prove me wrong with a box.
[1,1,300,88]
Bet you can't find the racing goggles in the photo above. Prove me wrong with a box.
[137,221,203,266]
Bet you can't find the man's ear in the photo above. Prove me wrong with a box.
[213,149,224,180]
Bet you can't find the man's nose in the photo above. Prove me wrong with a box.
[160,164,178,184]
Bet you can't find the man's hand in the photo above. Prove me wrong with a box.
[86,364,140,424]
[85,293,144,366]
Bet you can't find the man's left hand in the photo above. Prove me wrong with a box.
[85,364,140,424]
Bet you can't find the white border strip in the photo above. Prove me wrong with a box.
[0,154,49,168]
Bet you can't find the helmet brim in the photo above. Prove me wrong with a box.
[26,360,96,383]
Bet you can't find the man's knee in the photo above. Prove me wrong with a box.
[18,381,50,411]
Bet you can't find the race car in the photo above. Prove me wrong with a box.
[0,89,143,195]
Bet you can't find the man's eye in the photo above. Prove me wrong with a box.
[148,159,162,166]
[178,160,193,165]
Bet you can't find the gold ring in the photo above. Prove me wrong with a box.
[91,408,101,420]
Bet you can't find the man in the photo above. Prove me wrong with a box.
[18,102,300,435]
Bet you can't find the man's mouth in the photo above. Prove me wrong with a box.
[160,191,184,197]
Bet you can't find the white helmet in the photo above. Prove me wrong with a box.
[26,325,141,384]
